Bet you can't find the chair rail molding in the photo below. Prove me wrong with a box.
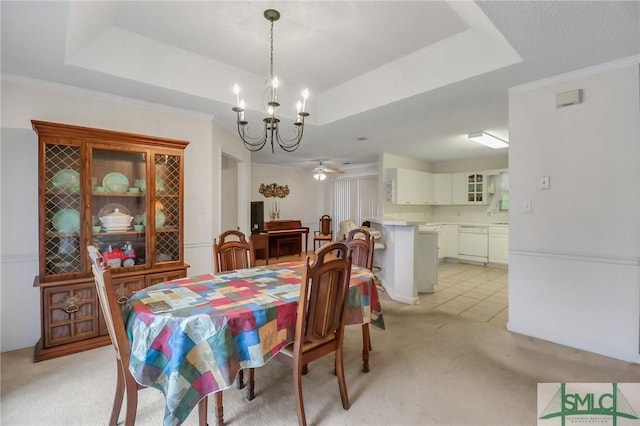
[509,249,640,266]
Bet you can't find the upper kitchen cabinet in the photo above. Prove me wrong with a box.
[433,173,452,205]
[386,168,433,205]
[32,120,188,360]
[451,172,487,205]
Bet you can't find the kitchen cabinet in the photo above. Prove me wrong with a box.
[445,225,459,258]
[466,173,486,204]
[433,174,452,205]
[421,172,434,205]
[488,226,509,264]
[420,225,445,260]
[387,168,433,205]
[451,173,468,204]
[451,172,487,205]
[415,230,439,292]
[32,120,189,361]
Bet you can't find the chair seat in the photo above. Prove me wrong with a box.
[279,334,337,358]
[314,234,332,241]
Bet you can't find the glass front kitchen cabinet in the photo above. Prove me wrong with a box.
[33,120,188,361]
[466,173,485,204]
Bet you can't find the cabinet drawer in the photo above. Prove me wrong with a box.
[112,275,146,305]
[43,282,100,348]
[145,269,187,286]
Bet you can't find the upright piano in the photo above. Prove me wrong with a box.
[251,220,309,264]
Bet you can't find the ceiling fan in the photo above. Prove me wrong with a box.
[313,161,344,181]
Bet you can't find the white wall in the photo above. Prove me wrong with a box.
[508,60,640,362]
[0,77,250,352]
[220,155,239,232]
[250,164,329,249]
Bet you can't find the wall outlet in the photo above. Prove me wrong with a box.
[539,176,550,189]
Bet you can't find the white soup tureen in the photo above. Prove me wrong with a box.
[99,208,133,230]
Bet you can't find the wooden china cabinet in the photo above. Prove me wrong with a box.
[32,120,189,361]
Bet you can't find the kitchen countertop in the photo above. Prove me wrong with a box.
[367,218,509,228]
[367,217,425,226]
[422,222,509,227]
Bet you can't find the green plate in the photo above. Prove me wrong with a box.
[139,177,164,193]
[52,169,79,192]
[142,210,166,228]
[52,209,80,233]
[102,172,129,189]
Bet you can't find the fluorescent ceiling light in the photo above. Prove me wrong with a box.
[468,132,509,149]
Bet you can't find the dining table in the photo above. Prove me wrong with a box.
[124,260,385,426]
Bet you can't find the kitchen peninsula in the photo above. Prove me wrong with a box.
[368,217,509,304]
[367,217,438,304]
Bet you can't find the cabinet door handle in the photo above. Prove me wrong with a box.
[64,296,81,313]
[115,287,129,305]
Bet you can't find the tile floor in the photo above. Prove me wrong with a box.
[262,253,510,329]
[419,261,509,328]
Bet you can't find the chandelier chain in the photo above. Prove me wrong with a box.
[269,18,274,82]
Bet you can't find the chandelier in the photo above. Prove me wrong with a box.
[232,9,310,153]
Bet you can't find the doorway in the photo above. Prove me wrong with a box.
[221,154,239,232]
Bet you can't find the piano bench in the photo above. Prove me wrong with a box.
[276,237,302,258]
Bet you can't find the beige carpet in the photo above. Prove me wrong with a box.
[2,293,639,426]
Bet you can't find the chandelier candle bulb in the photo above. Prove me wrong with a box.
[233,84,240,106]
[302,89,309,112]
[272,77,279,103]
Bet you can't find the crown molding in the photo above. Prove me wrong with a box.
[1,73,215,121]
[509,55,640,94]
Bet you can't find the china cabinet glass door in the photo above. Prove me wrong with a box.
[153,153,182,263]
[43,142,82,277]
[91,148,148,269]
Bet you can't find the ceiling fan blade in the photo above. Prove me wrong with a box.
[323,167,344,173]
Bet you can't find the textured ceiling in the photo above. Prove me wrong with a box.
[2,1,639,170]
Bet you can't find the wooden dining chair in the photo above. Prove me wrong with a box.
[345,228,375,372]
[214,230,255,273]
[86,245,212,426]
[313,214,333,249]
[213,229,255,391]
[248,241,353,426]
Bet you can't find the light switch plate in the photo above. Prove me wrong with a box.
[522,200,532,213]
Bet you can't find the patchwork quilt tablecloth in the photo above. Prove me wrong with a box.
[125,261,384,426]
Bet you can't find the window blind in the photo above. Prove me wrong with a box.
[334,176,379,237]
